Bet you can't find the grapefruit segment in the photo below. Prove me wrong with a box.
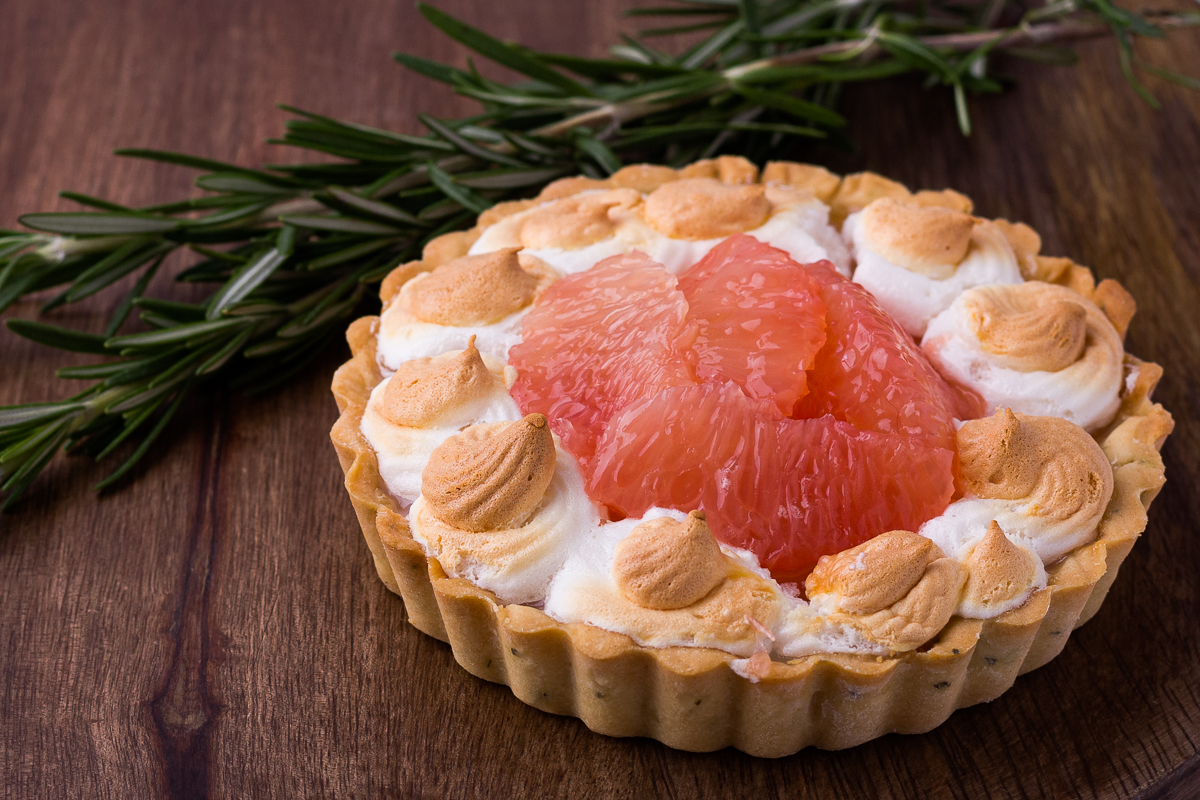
[678,236,827,415]
[509,251,697,468]
[589,381,956,582]
[796,259,985,441]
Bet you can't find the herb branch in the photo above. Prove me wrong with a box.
[1,0,1195,510]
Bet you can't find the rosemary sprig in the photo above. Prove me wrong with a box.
[1,0,1196,510]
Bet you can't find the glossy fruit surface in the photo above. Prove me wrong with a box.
[509,250,697,468]
[512,236,980,580]
[677,235,827,416]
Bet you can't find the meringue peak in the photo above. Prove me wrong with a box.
[422,414,557,532]
[612,511,727,610]
[860,197,976,279]
[404,248,539,326]
[380,337,498,428]
[961,520,1041,613]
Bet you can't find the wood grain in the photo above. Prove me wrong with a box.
[2,1,1198,797]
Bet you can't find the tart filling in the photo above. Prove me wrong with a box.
[360,338,522,503]
[544,510,789,657]
[376,248,557,368]
[332,156,1172,754]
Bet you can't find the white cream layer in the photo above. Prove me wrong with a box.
[775,604,890,658]
[846,212,1023,337]
[920,497,1064,576]
[543,509,793,657]
[921,297,1122,431]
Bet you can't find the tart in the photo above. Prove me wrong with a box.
[330,157,1172,757]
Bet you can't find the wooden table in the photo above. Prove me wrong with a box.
[3,1,1198,797]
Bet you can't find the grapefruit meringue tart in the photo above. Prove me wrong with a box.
[330,157,1172,756]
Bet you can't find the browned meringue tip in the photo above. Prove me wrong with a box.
[962,521,1040,610]
[643,178,771,240]
[421,414,557,532]
[966,284,1089,372]
[517,188,641,250]
[404,248,539,326]
[612,511,727,611]
[806,530,939,614]
[806,530,965,652]
[762,161,841,204]
[860,197,976,278]
[828,171,911,227]
[379,336,496,427]
[957,409,1113,527]
[678,155,759,185]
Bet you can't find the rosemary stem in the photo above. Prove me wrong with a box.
[731,12,1198,74]
[528,11,1198,149]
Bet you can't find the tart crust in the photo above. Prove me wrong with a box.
[330,165,1173,757]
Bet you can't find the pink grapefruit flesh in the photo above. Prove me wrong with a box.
[510,235,981,581]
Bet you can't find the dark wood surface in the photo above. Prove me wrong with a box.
[3,1,1199,797]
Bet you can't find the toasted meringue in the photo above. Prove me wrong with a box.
[805,530,966,652]
[378,337,500,428]
[376,251,556,369]
[847,203,1023,337]
[805,529,939,614]
[828,171,911,228]
[401,248,540,327]
[958,521,1046,618]
[922,410,1114,563]
[678,155,760,185]
[611,511,727,610]
[470,189,640,251]
[968,286,1088,372]
[543,510,786,657]
[643,178,772,240]
[359,344,522,504]
[520,189,642,250]
[858,198,976,279]
[762,161,842,205]
[921,283,1124,430]
[466,177,850,276]
[537,175,611,201]
[608,164,680,193]
[422,414,558,532]
[411,424,600,604]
